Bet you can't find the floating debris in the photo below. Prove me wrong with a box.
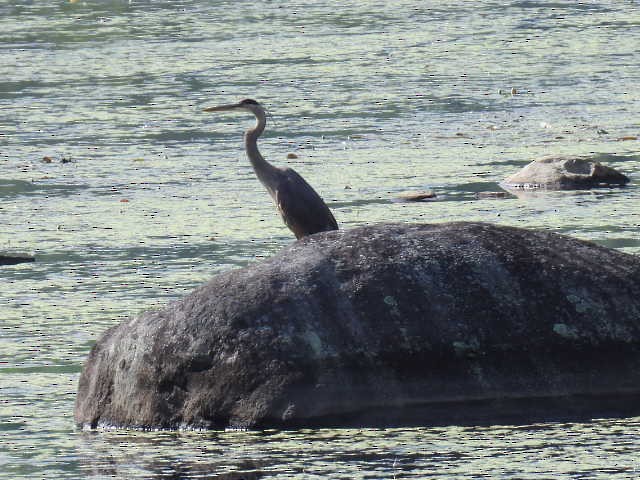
[435,133,472,140]
[42,156,53,163]
[286,153,298,159]
[499,87,532,96]
[476,191,508,199]
[617,136,638,141]
[396,190,437,202]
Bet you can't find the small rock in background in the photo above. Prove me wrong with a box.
[396,190,437,202]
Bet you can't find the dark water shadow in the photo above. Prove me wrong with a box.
[1,237,285,286]
[330,197,392,209]
[591,152,640,166]
[0,254,35,266]
[478,152,637,171]
[432,181,515,202]
[500,183,632,199]
[336,183,517,205]
[0,179,88,199]
[30,237,280,267]
[595,238,640,250]
[474,158,533,168]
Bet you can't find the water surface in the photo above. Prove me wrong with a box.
[2,1,639,478]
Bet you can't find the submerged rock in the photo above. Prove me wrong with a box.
[395,190,437,202]
[502,155,629,189]
[1,255,35,265]
[75,222,640,430]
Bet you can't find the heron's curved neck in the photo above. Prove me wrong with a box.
[244,110,278,186]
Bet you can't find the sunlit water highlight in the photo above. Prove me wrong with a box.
[1,1,639,478]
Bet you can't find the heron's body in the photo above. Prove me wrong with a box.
[273,167,339,239]
[204,99,338,239]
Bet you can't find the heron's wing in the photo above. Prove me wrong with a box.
[275,168,339,239]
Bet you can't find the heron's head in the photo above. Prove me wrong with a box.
[203,98,264,116]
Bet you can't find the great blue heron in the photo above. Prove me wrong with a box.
[204,99,339,239]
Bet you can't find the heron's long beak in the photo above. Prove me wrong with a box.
[203,103,241,113]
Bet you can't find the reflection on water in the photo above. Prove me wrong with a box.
[2,0,640,478]
[70,420,640,479]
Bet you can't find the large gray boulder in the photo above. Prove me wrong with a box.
[502,155,629,189]
[75,222,640,430]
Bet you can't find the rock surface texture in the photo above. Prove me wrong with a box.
[502,155,630,189]
[75,222,640,430]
